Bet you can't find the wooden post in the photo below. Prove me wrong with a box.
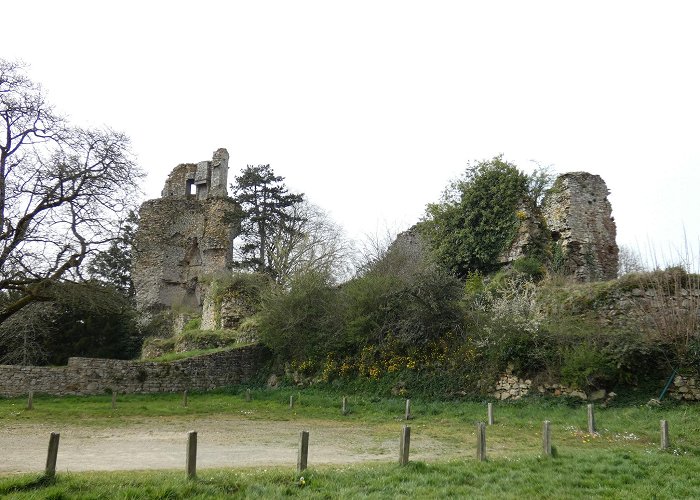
[660,420,670,450]
[342,396,348,415]
[245,389,251,402]
[543,420,552,456]
[405,399,412,420]
[111,391,117,410]
[186,431,197,479]
[27,390,34,410]
[183,390,188,407]
[587,404,596,434]
[487,403,494,425]
[476,422,487,461]
[297,430,309,473]
[399,425,411,465]
[45,432,60,477]
[289,395,294,409]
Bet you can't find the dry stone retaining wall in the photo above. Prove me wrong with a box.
[668,375,700,401]
[0,345,266,397]
[492,367,611,402]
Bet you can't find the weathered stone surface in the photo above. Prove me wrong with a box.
[589,389,607,401]
[543,172,618,282]
[133,148,240,320]
[0,345,267,397]
[500,203,546,263]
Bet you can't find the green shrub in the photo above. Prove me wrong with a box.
[512,256,546,281]
[182,317,202,331]
[420,155,530,276]
[560,343,615,389]
[258,270,346,362]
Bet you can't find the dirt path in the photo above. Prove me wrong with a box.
[0,416,464,475]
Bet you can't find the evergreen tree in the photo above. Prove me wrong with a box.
[420,156,530,276]
[231,164,304,280]
[87,211,138,298]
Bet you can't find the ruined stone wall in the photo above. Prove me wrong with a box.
[133,148,239,317]
[0,345,267,397]
[161,148,229,199]
[542,172,618,281]
[133,197,239,314]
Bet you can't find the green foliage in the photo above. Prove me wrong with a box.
[144,346,240,363]
[142,329,246,360]
[512,256,546,281]
[560,343,615,389]
[0,281,142,365]
[230,164,305,280]
[464,271,485,298]
[345,268,464,348]
[258,271,346,362]
[421,155,530,276]
[207,272,273,329]
[341,273,401,348]
[87,211,139,299]
[182,317,202,331]
[550,241,567,274]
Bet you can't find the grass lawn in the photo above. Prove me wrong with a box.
[1,386,700,498]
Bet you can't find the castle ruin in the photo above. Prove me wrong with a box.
[542,172,618,281]
[132,148,240,319]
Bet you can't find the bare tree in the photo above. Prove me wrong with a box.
[355,224,432,280]
[618,244,647,276]
[266,201,355,286]
[631,268,700,371]
[0,301,57,365]
[0,59,143,322]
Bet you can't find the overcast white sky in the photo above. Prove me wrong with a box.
[4,1,700,266]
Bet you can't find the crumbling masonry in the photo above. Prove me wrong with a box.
[542,172,618,281]
[133,148,239,319]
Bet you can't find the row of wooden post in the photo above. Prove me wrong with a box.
[18,392,670,433]
[38,416,673,479]
[23,392,673,447]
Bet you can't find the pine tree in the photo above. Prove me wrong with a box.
[231,164,304,279]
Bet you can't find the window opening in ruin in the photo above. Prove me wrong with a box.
[187,179,196,196]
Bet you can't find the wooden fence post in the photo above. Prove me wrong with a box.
[45,432,60,477]
[290,395,295,409]
[587,404,596,434]
[183,390,188,407]
[297,430,309,473]
[476,422,487,461]
[661,420,670,450]
[543,420,552,456]
[27,390,34,410]
[186,431,197,479]
[342,396,348,415]
[487,403,494,425]
[405,399,412,420]
[246,389,251,402]
[399,425,411,465]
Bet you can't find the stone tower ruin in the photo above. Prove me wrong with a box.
[542,172,618,281]
[133,148,240,319]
